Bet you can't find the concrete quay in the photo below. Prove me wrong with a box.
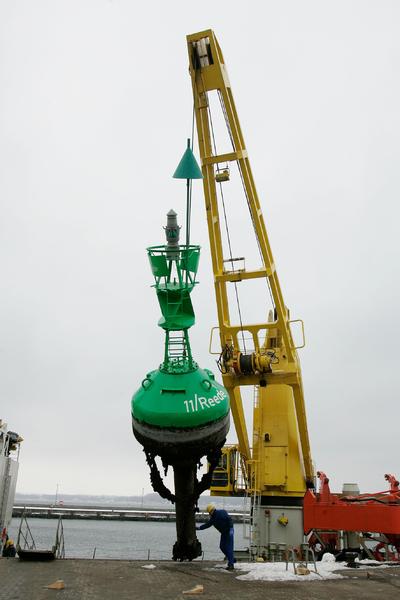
[1,558,400,600]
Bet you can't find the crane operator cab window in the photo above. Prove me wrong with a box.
[210,446,237,494]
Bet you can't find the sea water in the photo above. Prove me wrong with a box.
[8,518,249,561]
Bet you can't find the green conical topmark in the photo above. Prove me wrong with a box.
[173,139,203,180]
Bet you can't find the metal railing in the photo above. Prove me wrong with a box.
[16,511,65,559]
[53,517,65,559]
[16,512,36,551]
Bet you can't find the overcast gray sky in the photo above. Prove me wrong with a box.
[1,0,399,497]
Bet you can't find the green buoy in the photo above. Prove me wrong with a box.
[131,146,229,562]
[132,209,229,439]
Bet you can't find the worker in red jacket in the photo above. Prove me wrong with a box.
[196,503,235,570]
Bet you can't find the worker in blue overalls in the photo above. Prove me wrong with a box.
[2,536,16,558]
[196,503,235,570]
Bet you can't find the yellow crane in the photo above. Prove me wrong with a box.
[187,30,314,551]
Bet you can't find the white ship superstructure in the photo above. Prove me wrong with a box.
[0,419,22,549]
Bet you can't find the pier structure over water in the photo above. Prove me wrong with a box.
[12,503,248,523]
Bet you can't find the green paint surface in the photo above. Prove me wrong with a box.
[132,366,229,428]
[173,144,203,180]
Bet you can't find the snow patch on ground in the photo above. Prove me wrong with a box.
[321,552,336,563]
[230,553,393,582]
[355,558,391,568]
[234,562,343,582]
[215,553,344,582]
[208,553,394,582]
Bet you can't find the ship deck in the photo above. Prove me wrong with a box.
[1,558,400,599]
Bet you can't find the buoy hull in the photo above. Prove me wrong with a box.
[132,412,229,462]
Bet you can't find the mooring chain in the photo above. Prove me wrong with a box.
[193,446,223,502]
[144,449,175,504]
[144,444,224,508]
